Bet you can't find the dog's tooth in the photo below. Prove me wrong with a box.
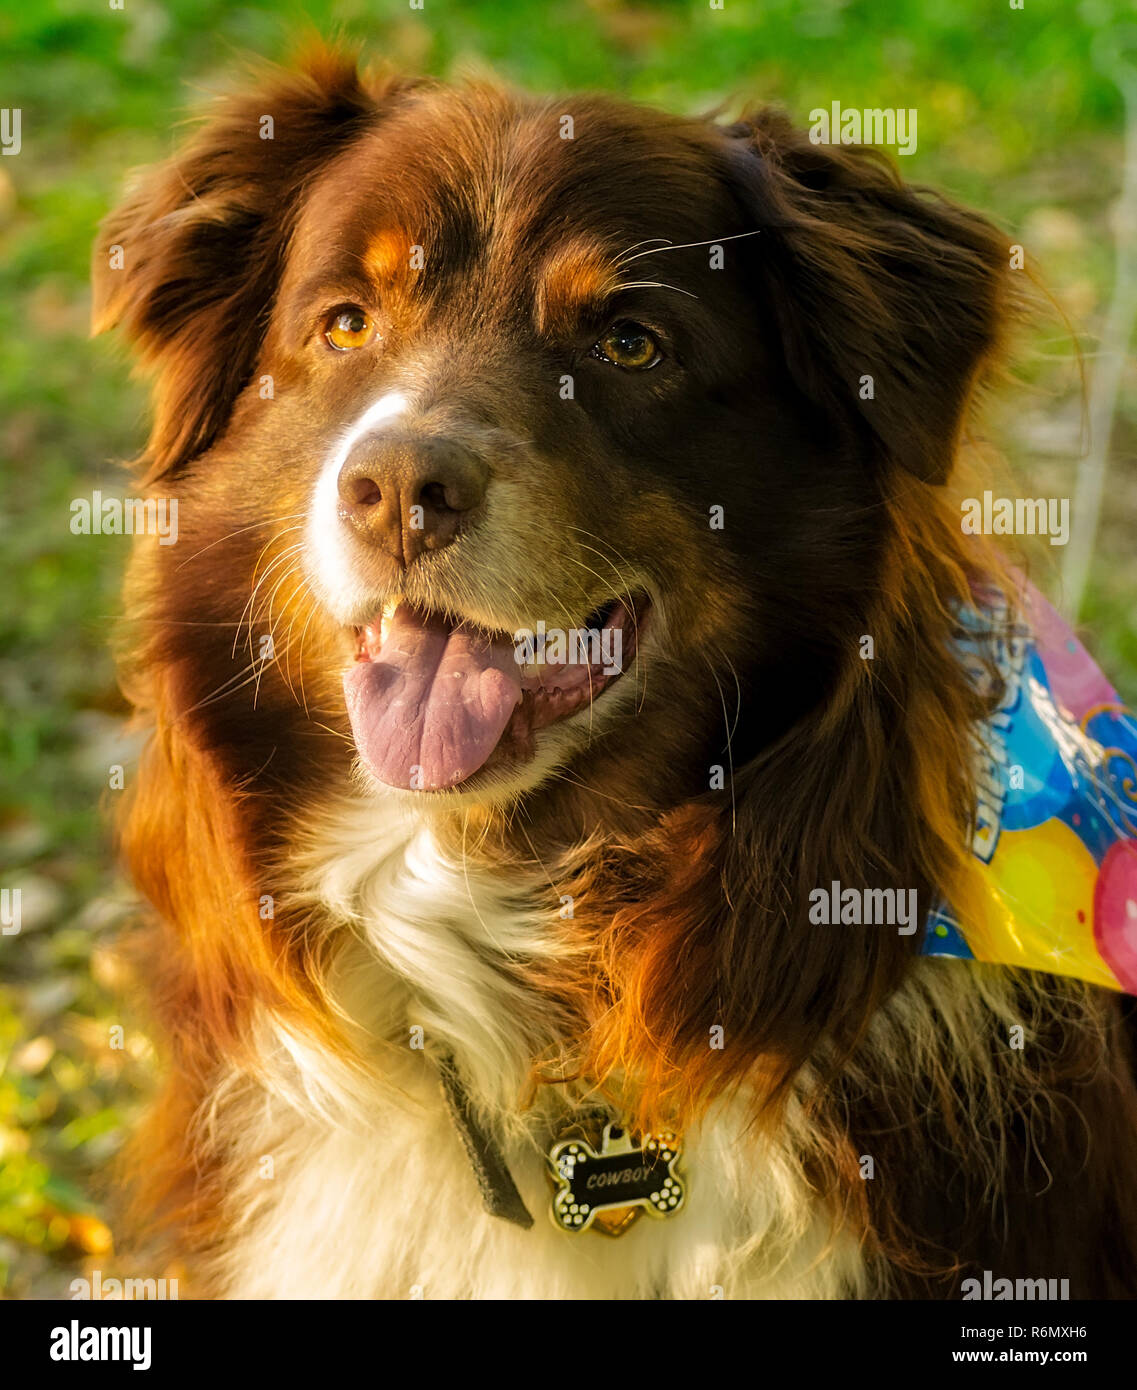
[379,598,400,646]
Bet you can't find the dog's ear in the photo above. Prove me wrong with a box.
[92,46,413,480]
[719,109,1013,484]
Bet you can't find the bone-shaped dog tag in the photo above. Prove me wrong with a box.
[547,1121,685,1236]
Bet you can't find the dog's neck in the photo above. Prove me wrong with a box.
[297,793,572,1120]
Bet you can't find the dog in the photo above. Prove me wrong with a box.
[92,44,1137,1298]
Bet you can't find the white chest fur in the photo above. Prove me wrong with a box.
[209,798,872,1299]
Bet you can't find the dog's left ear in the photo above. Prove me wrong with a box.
[719,109,1013,484]
[92,46,417,480]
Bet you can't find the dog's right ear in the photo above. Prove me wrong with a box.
[717,109,1014,486]
[92,46,413,480]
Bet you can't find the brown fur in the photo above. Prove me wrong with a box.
[94,43,1137,1295]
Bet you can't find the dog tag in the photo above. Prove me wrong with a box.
[547,1121,685,1236]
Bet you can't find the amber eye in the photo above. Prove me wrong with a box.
[325,307,375,352]
[591,321,661,371]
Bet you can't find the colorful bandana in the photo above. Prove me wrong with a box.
[922,582,1137,994]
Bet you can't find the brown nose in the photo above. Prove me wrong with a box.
[337,437,487,568]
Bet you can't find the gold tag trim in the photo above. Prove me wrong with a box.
[547,1121,685,1237]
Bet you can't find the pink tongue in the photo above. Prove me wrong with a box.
[343,605,522,791]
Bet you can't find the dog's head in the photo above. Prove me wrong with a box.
[93,47,1010,814]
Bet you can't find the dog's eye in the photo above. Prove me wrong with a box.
[591,321,661,371]
[325,308,376,352]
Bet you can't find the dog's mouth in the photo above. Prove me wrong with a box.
[343,595,648,791]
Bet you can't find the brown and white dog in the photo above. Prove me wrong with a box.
[93,45,1137,1298]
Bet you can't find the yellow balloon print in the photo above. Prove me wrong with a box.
[962,819,1121,990]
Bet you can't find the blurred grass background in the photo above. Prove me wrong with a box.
[1,0,1134,1297]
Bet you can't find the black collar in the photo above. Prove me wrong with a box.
[437,1053,534,1228]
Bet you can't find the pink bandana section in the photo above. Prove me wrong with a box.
[923,582,1137,993]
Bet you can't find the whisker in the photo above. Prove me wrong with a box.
[306,718,356,748]
[615,228,763,268]
[703,652,738,835]
[547,764,659,816]
[563,527,651,710]
[459,811,509,952]
[612,236,673,264]
[289,574,325,719]
[611,280,699,300]
[175,514,308,571]
[237,541,307,661]
[252,561,308,707]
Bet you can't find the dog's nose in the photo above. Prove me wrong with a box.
[337,438,487,567]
